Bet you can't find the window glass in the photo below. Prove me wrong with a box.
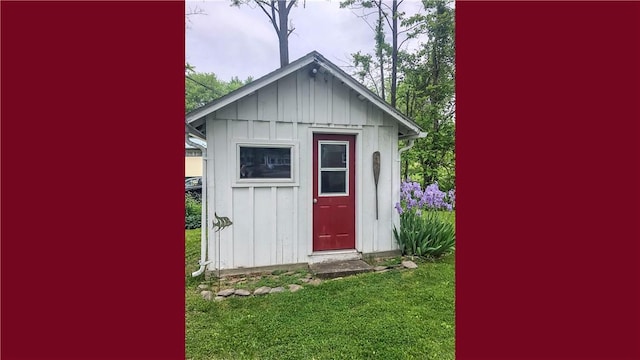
[239,147,291,179]
[321,144,347,168]
[320,171,346,194]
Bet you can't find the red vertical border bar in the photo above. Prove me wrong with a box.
[1,1,185,359]
[457,1,640,359]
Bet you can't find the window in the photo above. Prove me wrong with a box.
[319,141,348,195]
[237,144,294,181]
[185,149,201,157]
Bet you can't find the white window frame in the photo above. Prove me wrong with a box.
[318,140,349,197]
[233,139,299,187]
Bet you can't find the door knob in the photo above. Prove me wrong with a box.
[313,198,318,204]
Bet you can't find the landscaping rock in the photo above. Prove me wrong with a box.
[201,291,214,301]
[375,269,390,274]
[308,279,322,286]
[288,284,303,292]
[214,296,225,302]
[374,266,388,272]
[234,289,251,296]
[305,273,313,279]
[402,260,418,269]
[283,271,295,276]
[270,287,285,294]
[217,289,235,297]
[331,277,344,281]
[253,286,272,296]
[197,284,209,291]
[300,278,311,283]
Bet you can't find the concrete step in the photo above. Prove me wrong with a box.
[309,259,374,279]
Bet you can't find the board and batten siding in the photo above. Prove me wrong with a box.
[206,68,400,270]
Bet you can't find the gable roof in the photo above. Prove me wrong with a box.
[186,51,425,139]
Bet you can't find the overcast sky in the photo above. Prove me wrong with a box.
[185,0,426,82]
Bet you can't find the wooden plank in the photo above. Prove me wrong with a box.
[360,125,377,254]
[313,77,328,124]
[332,80,349,125]
[253,187,274,267]
[258,83,278,121]
[233,187,253,267]
[231,120,248,139]
[278,74,298,123]
[216,102,237,120]
[376,125,394,252]
[367,102,383,126]
[276,122,293,140]
[349,90,367,125]
[210,119,235,269]
[253,120,270,140]
[296,123,310,261]
[276,187,294,264]
[237,93,258,120]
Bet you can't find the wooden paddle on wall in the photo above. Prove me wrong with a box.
[373,151,380,220]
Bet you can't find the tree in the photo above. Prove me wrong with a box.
[340,0,425,107]
[185,64,252,113]
[232,0,299,67]
[396,0,455,188]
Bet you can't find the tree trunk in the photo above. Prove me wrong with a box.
[403,158,409,180]
[278,0,290,67]
[390,0,398,108]
[377,1,385,101]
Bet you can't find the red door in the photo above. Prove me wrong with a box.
[312,134,356,251]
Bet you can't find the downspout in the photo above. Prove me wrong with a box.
[397,131,428,161]
[186,133,212,277]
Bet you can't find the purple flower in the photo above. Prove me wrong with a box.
[395,202,403,215]
[397,180,455,214]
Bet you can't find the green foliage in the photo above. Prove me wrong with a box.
[397,0,455,186]
[393,211,455,258]
[185,193,202,230]
[185,64,252,114]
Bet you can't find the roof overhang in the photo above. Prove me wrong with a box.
[186,51,424,138]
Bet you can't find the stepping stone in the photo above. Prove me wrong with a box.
[197,284,209,290]
[375,269,390,274]
[374,266,388,272]
[300,278,311,283]
[234,289,251,296]
[253,286,271,295]
[309,259,373,279]
[288,284,303,292]
[217,289,235,297]
[201,291,213,301]
[308,279,322,286]
[402,260,418,269]
[270,287,285,294]
[283,271,295,276]
[214,296,225,302]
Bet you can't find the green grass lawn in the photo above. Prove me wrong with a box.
[185,218,455,360]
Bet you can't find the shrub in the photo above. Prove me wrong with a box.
[185,193,202,229]
[393,181,456,258]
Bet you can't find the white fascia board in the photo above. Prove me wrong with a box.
[186,57,315,124]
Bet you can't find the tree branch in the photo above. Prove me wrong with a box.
[286,0,296,12]
[255,1,279,34]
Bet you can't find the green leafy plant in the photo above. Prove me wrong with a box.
[393,181,456,258]
[393,211,455,258]
[185,193,202,229]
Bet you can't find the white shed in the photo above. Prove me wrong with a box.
[186,51,425,275]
